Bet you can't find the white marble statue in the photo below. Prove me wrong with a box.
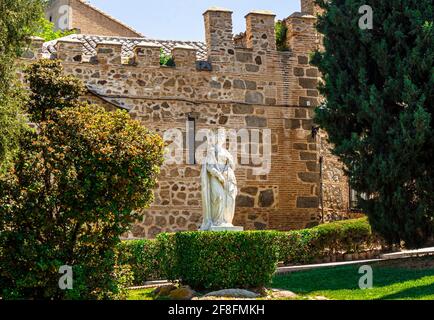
[200,134,238,231]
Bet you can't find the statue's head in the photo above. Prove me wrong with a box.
[214,129,227,148]
[206,129,226,147]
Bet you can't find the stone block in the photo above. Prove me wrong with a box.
[297,197,320,208]
[246,115,267,127]
[245,92,264,104]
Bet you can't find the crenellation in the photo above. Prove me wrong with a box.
[132,42,161,67]
[95,41,123,65]
[203,7,235,69]
[301,0,325,16]
[56,39,83,62]
[21,36,44,60]
[285,13,318,54]
[172,45,197,71]
[245,11,277,52]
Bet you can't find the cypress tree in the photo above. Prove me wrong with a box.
[312,0,434,247]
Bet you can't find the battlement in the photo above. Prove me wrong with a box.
[22,2,322,108]
[16,1,345,239]
[26,4,320,73]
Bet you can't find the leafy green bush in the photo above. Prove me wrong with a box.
[160,231,280,290]
[277,218,380,264]
[0,60,165,300]
[34,17,75,41]
[160,49,175,66]
[116,218,380,288]
[275,229,319,264]
[118,240,163,286]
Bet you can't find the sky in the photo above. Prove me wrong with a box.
[87,0,301,41]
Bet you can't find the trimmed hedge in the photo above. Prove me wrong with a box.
[276,218,380,265]
[159,231,280,290]
[118,218,381,287]
[118,239,163,286]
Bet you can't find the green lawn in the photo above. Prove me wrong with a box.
[127,288,156,300]
[127,257,434,301]
[272,257,434,300]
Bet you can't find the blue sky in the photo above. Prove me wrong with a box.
[88,0,301,41]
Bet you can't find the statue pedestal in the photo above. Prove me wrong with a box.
[210,226,244,232]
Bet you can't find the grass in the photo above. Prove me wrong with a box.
[127,257,434,301]
[127,288,156,300]
[272,257,434,300]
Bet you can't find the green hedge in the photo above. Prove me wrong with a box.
[117,239,163,286]
[277,218,380,264]
[118,218,380,287]
[159,231,280,290]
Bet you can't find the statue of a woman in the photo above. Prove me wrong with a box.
[200,136,238,231]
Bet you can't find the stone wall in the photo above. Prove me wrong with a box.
[22,2,352,238]
[319,132,350,221]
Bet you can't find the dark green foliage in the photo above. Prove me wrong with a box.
[118,240,164,286]
[0,0,43,171]
[117,219,379,287]
[160,48,175,67]
[0,60,165,299]
[162,231,281,290]
[311,0,434,247]
[277,218,379,264]
[25,59,86,122]
[275,21,289,51]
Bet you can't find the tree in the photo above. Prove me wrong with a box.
[34,17,76,42]
[312,0,434,247]
[0,0,44,172]
[0,60,165,299]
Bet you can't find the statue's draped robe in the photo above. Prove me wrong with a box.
[200,145,237,231]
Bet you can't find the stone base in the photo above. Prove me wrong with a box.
[210,226,244,232]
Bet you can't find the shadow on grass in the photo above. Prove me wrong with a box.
[378,282,434,300]
[272,262,434,298]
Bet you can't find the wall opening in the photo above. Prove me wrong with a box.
[186,117,196,165]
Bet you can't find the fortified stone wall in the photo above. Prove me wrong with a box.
[21,1,351,238]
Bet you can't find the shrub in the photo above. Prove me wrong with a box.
[277,218,381,264]
[34,17,75,41]
[160,49,175,67]
[160,231,280,290]
[116,218,381,288]
[0,60,165,300]
[118,240,163,286]
[275,229,319,264]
